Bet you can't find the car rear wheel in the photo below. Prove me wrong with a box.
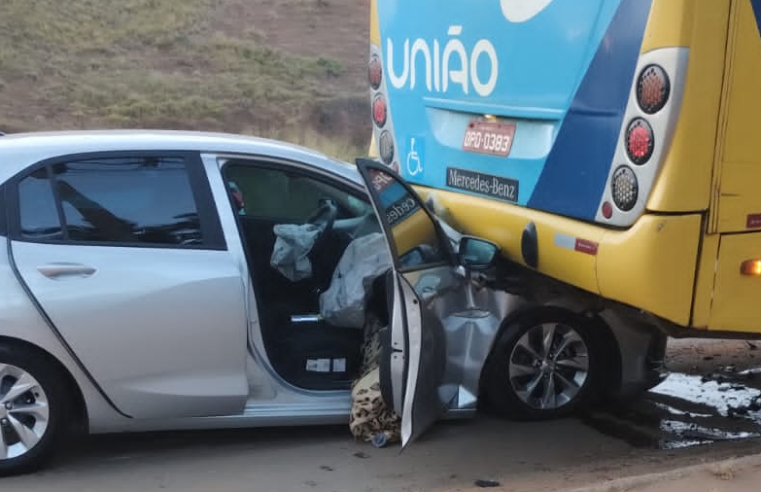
[0,344,66,476]
[482,308,604,420]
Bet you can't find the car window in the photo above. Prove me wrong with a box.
[17,157,205,247]
[18,168,63,240]
[223,162,371,221]
[364,165,449,269]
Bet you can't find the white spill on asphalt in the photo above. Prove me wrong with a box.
[660,420,760,442]
[653,401,711,418]
[650,373,761,417]
[583,368,761,450]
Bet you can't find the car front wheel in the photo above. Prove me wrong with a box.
[0,344,66,476]
[482,308,604,420]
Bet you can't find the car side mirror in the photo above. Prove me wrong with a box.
[399,244,438,269]
[458,236,500,271]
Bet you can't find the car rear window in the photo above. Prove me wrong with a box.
[17,156,207,248]
[18,168,63,240]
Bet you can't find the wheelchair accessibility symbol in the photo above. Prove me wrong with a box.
[406,137,424,176]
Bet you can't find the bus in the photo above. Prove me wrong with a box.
[367,0,761,419]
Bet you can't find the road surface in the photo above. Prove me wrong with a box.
[2,339,761,492]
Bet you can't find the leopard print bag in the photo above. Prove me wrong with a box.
[349,314,401,446]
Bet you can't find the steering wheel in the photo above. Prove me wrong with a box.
[305,198,338,240]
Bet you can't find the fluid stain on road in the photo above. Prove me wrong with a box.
[582,366,761,450]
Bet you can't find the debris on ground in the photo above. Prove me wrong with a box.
[474,479,501,488]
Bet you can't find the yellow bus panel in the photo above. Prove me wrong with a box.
[646,0,729,214]
[691,232,719,329]
[597,214,702,326]
[710,233,761,333]
[715,0,761,233]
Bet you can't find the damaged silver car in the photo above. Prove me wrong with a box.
[0,131,663,475]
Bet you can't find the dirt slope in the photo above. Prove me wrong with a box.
[0,0,372,155]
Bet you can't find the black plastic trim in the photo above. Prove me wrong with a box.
[0,183,7,237]
[185,152,226,250]
[521,221,539,268]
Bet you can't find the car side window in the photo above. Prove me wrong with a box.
[18,168,64,240]
[223,162,372,221]
[17,157,205,247]
[364,165,450,269]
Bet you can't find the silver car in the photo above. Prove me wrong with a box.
[0,131,664,475]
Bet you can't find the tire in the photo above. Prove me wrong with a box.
[481,308,605,420]
[0,343,68,476]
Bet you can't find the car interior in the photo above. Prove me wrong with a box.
[222,159,391,391]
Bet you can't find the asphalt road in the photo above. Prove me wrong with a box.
[3,339,761,492]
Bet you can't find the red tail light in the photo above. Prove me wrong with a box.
[626,119,654,165]
[372,95,387,128]
[601,201,613,219]
[368,54,383,90]
[637,65,670,114]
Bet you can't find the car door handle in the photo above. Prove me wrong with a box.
[37,263,97,279]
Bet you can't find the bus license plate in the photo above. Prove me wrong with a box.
[462,120,516,157]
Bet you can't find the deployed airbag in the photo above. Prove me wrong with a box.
[320,232,392,328]
[270,223,321,282]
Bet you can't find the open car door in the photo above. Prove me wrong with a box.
[355,158,500,447]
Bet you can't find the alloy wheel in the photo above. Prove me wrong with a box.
[508,323,590,410]
[0,363,50,460]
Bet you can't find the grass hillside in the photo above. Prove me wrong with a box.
[0,0,371,159]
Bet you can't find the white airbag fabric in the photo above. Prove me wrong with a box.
[320,233,392,328]
[270,223,321,282]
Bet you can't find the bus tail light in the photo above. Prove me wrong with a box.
[369,42,401,172]
[368,54,383,90]
[625,119,654,165]
[611,166,638,212]
[637,64,670,114]
[372,95,387,128]
[601,201,613,219]
[378,130,395,164]
[596,48,689,225]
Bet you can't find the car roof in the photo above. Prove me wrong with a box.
[0,130,363,185]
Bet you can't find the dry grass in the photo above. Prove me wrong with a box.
[264,127,366,162]
[0,0,371,159]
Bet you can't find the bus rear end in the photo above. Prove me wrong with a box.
[369,0,747,332]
